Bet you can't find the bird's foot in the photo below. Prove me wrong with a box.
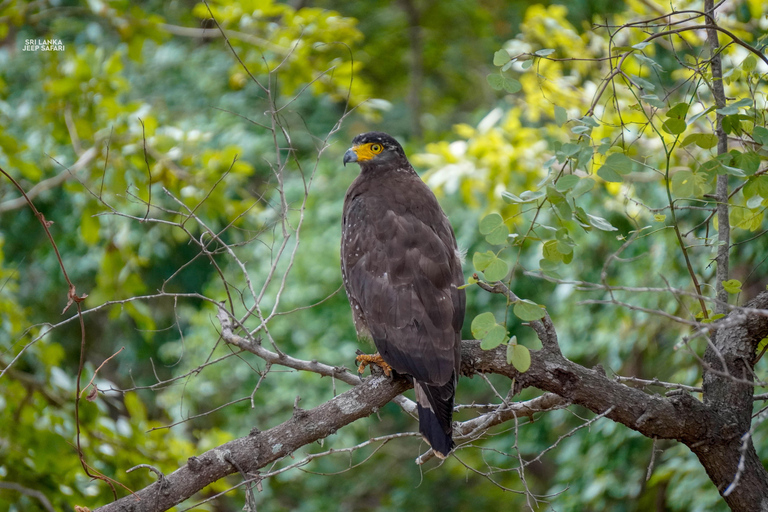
[355,352,392,377]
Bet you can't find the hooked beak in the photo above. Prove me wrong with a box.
[343,148,358,167]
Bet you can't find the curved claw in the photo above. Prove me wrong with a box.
[355,352,392,377]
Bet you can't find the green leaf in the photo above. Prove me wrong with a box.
[597,153,633,182]
[743,55,757,73]
[640,94,665,108]
[723,115,743,135]
[688,105,716,124]
[733,150,760,175]
[513,299,546,321]
[471,312,496,339]
[752,126,768,146]
[502,189,546,203]
[570,177,595,198]
[555,175,580,192]
[481,324,508,350]
[554,105,567,127]
[746,195,763,209]
[559,143,581,158]
[681,133,718,149]
[671,170,695,197]
[488,72,523,93]
[631,75,655,91]
[502,76,522,93]
[634,53,663,71]
[581,116,600,127]
[666,102,689,119]
[487,74,504,90]
[717,105,740,115]
[632,41,650,50]
[493,49,510,66]
[535,48,555,56]
[722,279,742,294]
[757,337,768,355]
[597,166,622,183]
[542,240,562,262]
[486,225,510,245]
[587,214,618,231]
[473,250,495,272]
[479,213,503,235]
[662,118,686,135]
[731,98,753,108]
[507,342,531,373]
[483,258,510,282]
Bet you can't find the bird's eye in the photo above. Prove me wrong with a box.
[370,143,383,154]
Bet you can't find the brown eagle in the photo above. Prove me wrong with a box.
[341,132,465,458]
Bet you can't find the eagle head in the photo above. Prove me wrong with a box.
[343,132,407,169]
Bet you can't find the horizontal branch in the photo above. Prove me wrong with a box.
[94,374,410,512]
[93,288,768,511]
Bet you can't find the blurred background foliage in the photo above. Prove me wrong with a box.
[1,0,767,511]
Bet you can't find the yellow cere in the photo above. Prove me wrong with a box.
[354,142,384,161]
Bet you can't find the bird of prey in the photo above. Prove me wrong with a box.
[341,131,465,458]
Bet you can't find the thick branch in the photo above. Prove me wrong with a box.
[95,290,768,511]
[94,374,410,512]
[699,290,768,510]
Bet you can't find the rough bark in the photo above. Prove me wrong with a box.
[95,375,410,512]
[700,290,768,511]
[94,292,768,511]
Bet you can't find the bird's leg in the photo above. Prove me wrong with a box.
[355,352,392,377]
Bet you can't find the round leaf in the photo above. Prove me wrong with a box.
[487,74,504,90]
[471,312,496,339]
[502,76,522,93]
[493,49,509,66]
[485,225,510,245]
[473,250,495,272]
[722,279,742,294]
[513,299,546,321]
[507,343,531,373]
[479,213,503,234]
[483,258,510,282]
[555,175,580,192]
[480,324,508,350]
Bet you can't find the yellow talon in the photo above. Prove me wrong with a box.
[355,353,392,377]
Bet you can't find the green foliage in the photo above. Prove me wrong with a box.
[513,299,546,322]
[2,0,768,511]
[507,338,531,373]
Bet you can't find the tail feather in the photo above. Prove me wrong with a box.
[415,377,455,458]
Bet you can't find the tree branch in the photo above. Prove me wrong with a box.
[93,289,768,512]
[94,373,410,512]
[704,0,730,314]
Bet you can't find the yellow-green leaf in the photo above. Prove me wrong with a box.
[513,299,546,321]
[507,342,531,372]
[483,258,510,282]
[722,279,742,294]
[480,325,508,350]
[479,213,503,234]
[471,312,496,339]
